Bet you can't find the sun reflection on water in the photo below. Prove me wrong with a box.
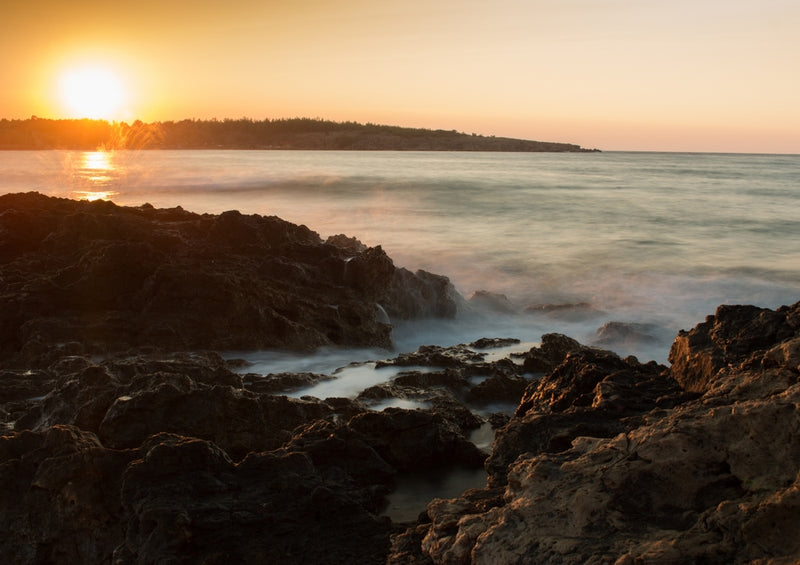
[73,190,118,202]
[71,151,120,201]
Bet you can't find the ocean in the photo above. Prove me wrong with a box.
[2,149,799,369]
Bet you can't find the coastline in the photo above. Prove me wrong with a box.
[1,193,799,564]
[0,117,599,152]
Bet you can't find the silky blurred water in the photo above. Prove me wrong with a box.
[3,149,799,363]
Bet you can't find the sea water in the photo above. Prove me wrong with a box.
[3,149,799,367]
[5,149,798,520]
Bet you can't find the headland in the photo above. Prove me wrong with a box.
[0,117,598,151]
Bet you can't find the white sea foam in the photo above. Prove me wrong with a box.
[368,397,430,411]
[288,362,398,400]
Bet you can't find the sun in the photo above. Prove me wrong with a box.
[58,65,127,120]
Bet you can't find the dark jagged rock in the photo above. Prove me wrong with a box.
[0,369,55,404]
[389,369,472,392]
[594,320,664,346]
[2,424,396,565]
[385,267,460,319]
[325,232,368,252]
[392,301,800,564]
[467,290,517,314]
[514,347,676,417]
[115,433,392,565]
[355,371,485,436]
[280,418,397,495]
[469,337,521,349]
[98,385,334,460]
[4,193,799,564]
[1,351,489,564]
[486,347,676,486]
[0,425,137,565]
[2,341,512,564]
[366,341,538,412]
[241,371,335,395]
[466,372,532,407]
[520,332,585,374]
[669,302,799,393]
[347,408,486,472]
[0,192,458,365]
[13,352,347,461]
[356,370,470,409]
[428,395,486,434]
[377,344,488,369]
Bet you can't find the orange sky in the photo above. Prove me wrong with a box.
[3,0,799,153]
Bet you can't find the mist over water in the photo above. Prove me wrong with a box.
[6,149,796,523]
[4,149,799,366]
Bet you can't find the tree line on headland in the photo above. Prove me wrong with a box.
[0,117,597,152]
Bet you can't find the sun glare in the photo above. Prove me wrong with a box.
[71,151,120,202]
[59,66,126,120]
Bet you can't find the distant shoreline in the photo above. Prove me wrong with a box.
[0,147,601,152]
[0,117,599,153]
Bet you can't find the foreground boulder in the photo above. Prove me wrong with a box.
[390,301,800,564]
[0,192,459,364]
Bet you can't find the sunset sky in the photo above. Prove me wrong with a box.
[3,0,799,153]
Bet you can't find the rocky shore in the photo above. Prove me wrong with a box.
[1,193,798,564]
[0,192,457,365]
